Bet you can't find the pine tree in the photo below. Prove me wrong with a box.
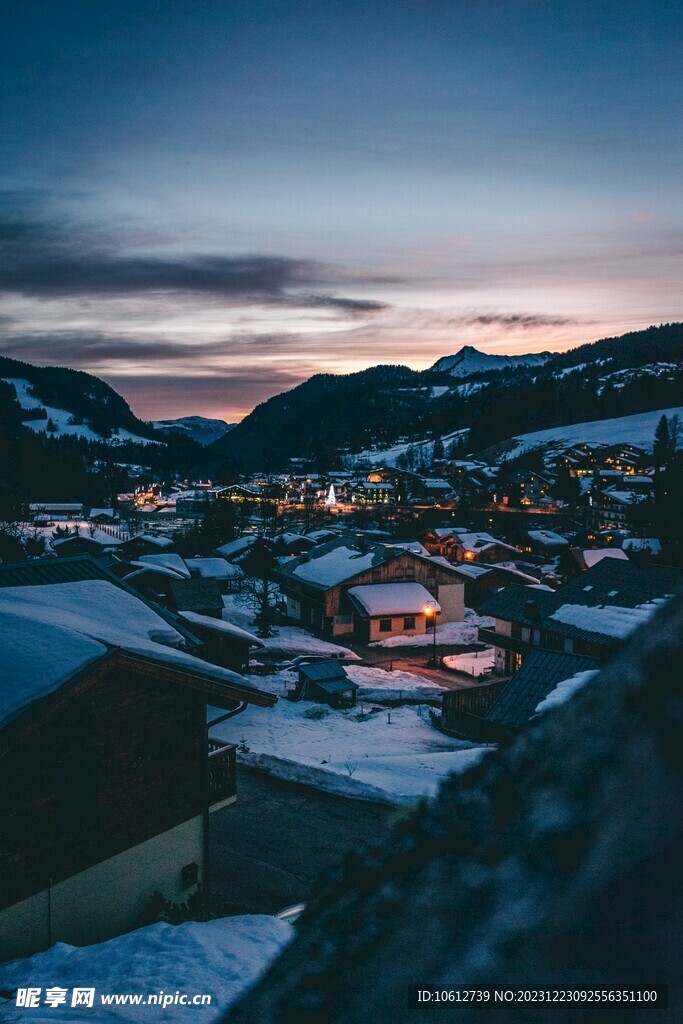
[432,435,445,462]
[653,415,673,470]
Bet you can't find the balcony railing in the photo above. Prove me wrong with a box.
[478,628,533,655]
[207,739,237,809]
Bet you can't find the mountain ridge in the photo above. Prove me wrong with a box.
[211,323,683,469]
[430,345,552,376]
[152,416,235,446]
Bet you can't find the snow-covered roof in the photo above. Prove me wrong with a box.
[136,533,174,549]
[622,537,662,554]
[582,548,628,568]
[305,529,339,542]
[455,532,518,555]
[30,502,83,513]
[383,541,430,556]
[215,535,257,560]
[527,530,569,548]
[186,557,244,579]
[139,553,191,578]
[291,544,378,587]
[89,508,115,518]
[348,582,439,617]
[550,599,667,639]
[603,489,644,505]
[126,561,186,580]
[0,580,268,729]
[179,611,263,646]
[534,669,598,715]
[421,478,451,489]
[446,561,490,579]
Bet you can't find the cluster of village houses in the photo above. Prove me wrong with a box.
[0,434,679,971]
[113,440,662,548]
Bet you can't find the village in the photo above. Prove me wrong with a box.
[1,408,681,1010]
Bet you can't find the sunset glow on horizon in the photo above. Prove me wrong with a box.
[1,1,681,422]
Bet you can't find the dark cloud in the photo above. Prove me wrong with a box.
[0,330,336,368]
[465,313,576,329]
[0,209,391,313]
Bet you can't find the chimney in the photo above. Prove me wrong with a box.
[524,599,540,620]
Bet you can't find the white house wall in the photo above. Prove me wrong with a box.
[0,815,205,963]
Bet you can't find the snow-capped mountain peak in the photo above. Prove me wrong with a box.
[431,345,551,377]
[152,416,235,446]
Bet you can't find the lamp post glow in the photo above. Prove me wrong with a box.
[423,601,438,667]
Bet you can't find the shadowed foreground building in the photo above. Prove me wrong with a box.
[227,592,683,1024]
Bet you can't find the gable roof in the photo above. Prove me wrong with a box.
[185,557,244,580]
[485,651,597,728]
[348,582,438,617]
[481,558,682,646]
[279,538,388,589]
[178,611,263,647]
[0,580,276,732]
[566,548,629,571]
[0,554,201,647]
[139,553,191,578]
[299,661,350,682]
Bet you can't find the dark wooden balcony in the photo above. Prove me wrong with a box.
[207,739,237,810]
[478,628,533,655]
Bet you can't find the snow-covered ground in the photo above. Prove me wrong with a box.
[19,521,127,550]
[345,664,445,701]
[369,609,494,648]
[442,648,495,677]
[222,594,359,659]
[345,428,469,468]
[215,594,490,802]
[497,405,683,461]
[4,378,160,446]
[211,673,487,804]
[0,916,292,1022]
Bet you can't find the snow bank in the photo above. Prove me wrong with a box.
[0,916,292,1022]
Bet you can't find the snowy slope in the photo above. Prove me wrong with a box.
[431,345,551,377]
[346,428,469,468]
[494,405,683,460]
[4,378,161,446]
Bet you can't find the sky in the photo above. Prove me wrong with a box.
[0,0,681,421]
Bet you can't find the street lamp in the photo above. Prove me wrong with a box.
[423,601,439,667]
